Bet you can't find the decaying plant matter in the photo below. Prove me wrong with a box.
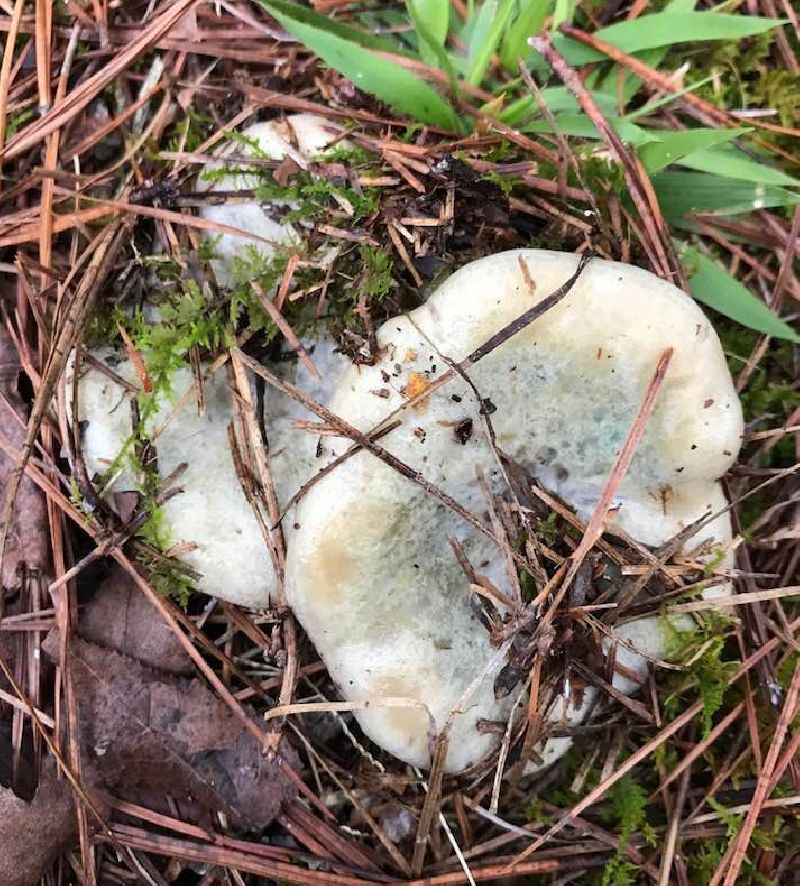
[0,1,798,885]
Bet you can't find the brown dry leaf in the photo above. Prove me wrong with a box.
[42,633,297,831]
[0,763,76,886]
[0,326,49,591]
[273,155,302,186]
[78,567,193,676]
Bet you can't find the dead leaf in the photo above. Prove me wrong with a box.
[79,567,193,676]
[273,155,301,187]
[42,633,297,831]
[0,763,76,886]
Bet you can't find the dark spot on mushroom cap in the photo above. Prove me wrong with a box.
[535,446,557,465]
[454,418,473,445]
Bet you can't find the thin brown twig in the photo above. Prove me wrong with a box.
[721,658,800,886]
[503,616,799,870]
[529,33,684,288]
[559,22,800,140]
[1,0,203,161]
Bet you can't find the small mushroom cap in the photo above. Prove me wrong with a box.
[70,352,274,607]
[69,340,349,608]
[198,114,343,286]
[286,249,743,771]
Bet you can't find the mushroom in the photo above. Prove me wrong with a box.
[197,113,344,287]
[284,248,743,772]
[67,113,350,607]
[69,340,349,608]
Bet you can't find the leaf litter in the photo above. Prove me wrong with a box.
[0,1,798,884]
[41,630,298,832]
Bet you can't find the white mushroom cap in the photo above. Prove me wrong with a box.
[69,339,350,608]
[197,114,343,286]
[285,248,743,771]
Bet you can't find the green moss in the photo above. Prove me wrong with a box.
[317,143,376,165]
[4,108,34,140]
[717,321,799,512]
[599,775,651,886]
[166,107,214,154]
[200,142,381,227]
[358,243,395,301]
[678,33,773,111]
[677,31,798,153]
[480,169,514,195]
[664,617,738,738]
[751,70,800,129]
[702,545,727,580]
[252,171,380,225]
[538,511,560,546]
[687,799,775,886]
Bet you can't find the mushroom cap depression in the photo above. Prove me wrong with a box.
[285,248,743,772]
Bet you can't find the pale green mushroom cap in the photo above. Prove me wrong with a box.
[285,249,743,772]
[68,339,349,608]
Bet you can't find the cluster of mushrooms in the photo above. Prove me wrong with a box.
[70,115,743,774]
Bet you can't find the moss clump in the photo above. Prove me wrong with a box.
[664,615,738,738]
[599,775,656,886]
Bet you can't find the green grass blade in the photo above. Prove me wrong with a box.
[253,0,400,52]
[678,145,800,187]
[639,128,752,174]
[409,0,449,45]
[258,1,460,130]
[683,246,800,342]
[500,86,618,124]
[552,0,576,28]
[500,0,552,73]
[465,0,517,86]
[522,111,658,144]
[553,13,786,65]
[625,74,717,120]
[653,171,799,220]
[405,0,459,84]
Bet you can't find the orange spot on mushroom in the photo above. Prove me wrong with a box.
[403,371,431,412]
